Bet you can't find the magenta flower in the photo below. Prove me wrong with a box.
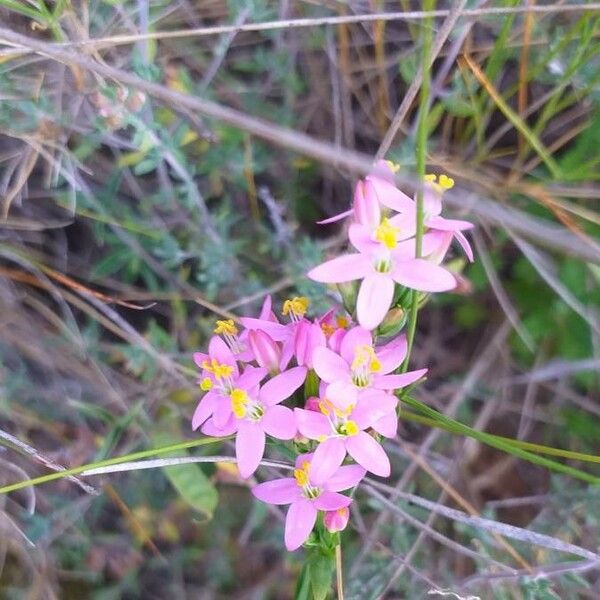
[192,336,268,431]
[311,327,427,406]
[252,453,365,550]
[308,227,456,330]
[201,366,307,478]
[295,388,396,479]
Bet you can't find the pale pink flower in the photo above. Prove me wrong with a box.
[200,366,307,478]
[324,506,350,533]
[252,453,365,550]
[295,388,396,479]
[192,336,267,430]
[308,232,456,330]
[311,327,427,406]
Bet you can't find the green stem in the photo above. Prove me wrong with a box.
[0,436,230,496]
[403,0,434,372]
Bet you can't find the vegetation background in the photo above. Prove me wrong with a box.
[0,1,599,598]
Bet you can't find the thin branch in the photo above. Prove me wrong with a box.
[2,5,600,56]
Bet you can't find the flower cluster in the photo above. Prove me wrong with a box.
[192,161,473,551]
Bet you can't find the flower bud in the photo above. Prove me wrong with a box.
[377,307,407,338]
[294,321,326,369]
[324,507,350,533]
[353,180,381,229]
[304,396,320,412]
[337,281,359,315]
[248,329,281,373]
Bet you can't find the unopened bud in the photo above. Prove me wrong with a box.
[337,281,359,315]
[324,507,350,533]
[377,307,407,338]
[248,330,280,373]
[353,180,381,229]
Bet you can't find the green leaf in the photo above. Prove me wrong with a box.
[152,430,218,519]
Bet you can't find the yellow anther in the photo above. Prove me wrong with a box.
[319,398,334,417]
[201,358,234,380]
[424,173,437,184]
[438,174,454,190]
[199,377,213,391]
[351,345,378,371]
[294,461,311,486]
[282,296,310,319]
[321,323,335,337]
[341,420,359,436]
[214,319,238,336]
[230,388,248,418]
[336,316,349,329]
[374,218,400,250]
[385,160,401,173]
[370,358,382,373]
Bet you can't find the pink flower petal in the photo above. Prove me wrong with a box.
[326,464,366,491]
[376,335,408,374]
[367,176,415,213]
[348,223,378,254]
[285,499,317,551]
[426,215,474,232]
[259,366,307,406]
[356,273,395,331]
[193,352,209,369]
[258,294,273,320]
[294,322,326,368]
[262,405,297,440]
[392,259,456,292]
[455,230,474,262]
[213,397,233,429]
[239,318,289,341]
[325,381,359,411]
[313,491,352,511]
[313,347,350,383]
[353,179,381,229]
[388,212,417,241]
[310,438,347,485]
[346,431,391,477]
[208,336,237,373]
[236,367,268,390]
[423,187,442,216]
[308,254,372,283]
[294,408,331,440]
[351,391,397,428]
[191,391,219,430]
[373,368,427,390]
[252,478,301,505]
[339,326,372,365]
[372,412,398,438]
[236,421,266,479]
[201,415,238,437]
[317,208,353,225]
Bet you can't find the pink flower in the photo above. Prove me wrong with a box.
[192,336,268,430]
[308,231,456,330]
[324,506,350,533]
[422,175,474,262]
[252,453,365,550]
[248,329,281,373]
[201,366,307,478]
[311,327,427,404]
[295,388,396,479]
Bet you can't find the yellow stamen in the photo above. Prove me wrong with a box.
[282,296,310,319]
[341,420,359,436]
[201,359,234,380]
[374,218,400,250]
[438,174,454,190]
[294,461,311,486]
[214,319,238,336]
[425,172,454,193]
[385,160,400,173]
[321,323,335,337]
[370,358,382,373]
[319,398,334,417]
[200,377,213,391]
[230,388,248,418]
[351,345,378,371]
[424,173,437,184]
[336,316,349,329]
